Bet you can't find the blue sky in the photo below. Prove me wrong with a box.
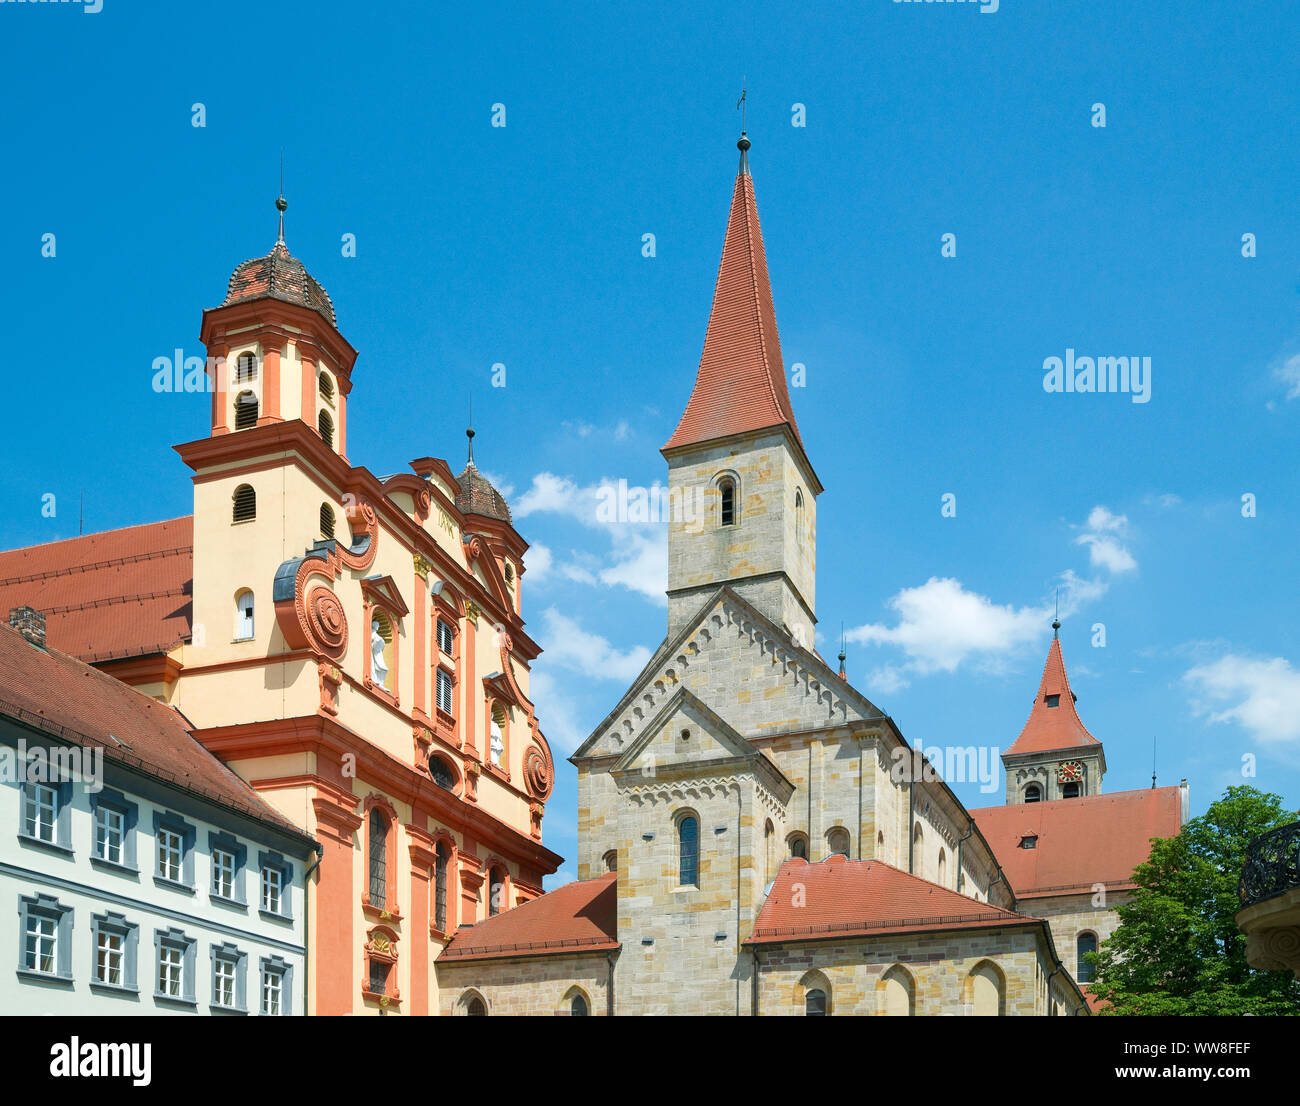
[2,1,1298,884]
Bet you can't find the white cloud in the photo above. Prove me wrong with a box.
[1274,352,1300,401]
[513,472,668,605]
[525,542,553,582]
[865,664,910,697]
[846,577,1047,676]
[538,607,653,683]
[1074,505,1137,575]
[1184,654,1300,744]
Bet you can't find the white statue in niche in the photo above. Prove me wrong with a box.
[371,622,389,685]
[490,723,504,767]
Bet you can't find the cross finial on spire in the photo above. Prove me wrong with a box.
[736,82,750,172]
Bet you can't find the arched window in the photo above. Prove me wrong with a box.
[429,756,455,791]
[678,814,699,887]
[320,503,335,540]
[937,848,947,886]
[968,960,1005,1016]
[232,484,256,523]
[488,866,506,917]
[235,390,259,429]
[318,371,334,401]
[828,826,850,858]
[434,841,450,933]
[602,850,618,873]
[788,832,808,861]
[570,993,588,1017]
[1061,782,1080,799]
[368,809,388,908]
[719,478,737,527]
[504,563,514,589]
[879,965,915,1016]
[1076,932,1098,983]
[805,988,827,1016]
[764,819,775,883]
[1024,783,1042,803]
[794,489,804,547]
[234,351,258,383]
[318,410,334,449]
[234,589,254,640]
[464,993,487,1016]
[370,612,394,693]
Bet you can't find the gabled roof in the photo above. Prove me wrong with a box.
[969,787,1184,897]
[437,873,618,963]
[1004,636,1101,758]
[747,854,1033,944]
[663,142,807,460]
[0,622,310,843]
[0,518,193,663]
[569,584,885,761]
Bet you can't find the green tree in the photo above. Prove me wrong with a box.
[1089,785,1300,1015]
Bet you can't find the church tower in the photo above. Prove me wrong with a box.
[1002,621,1107,804]
[662,132,822,649]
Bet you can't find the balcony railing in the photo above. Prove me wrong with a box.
[1239,820,1300,908]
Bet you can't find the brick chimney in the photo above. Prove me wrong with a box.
[9,606,46,649]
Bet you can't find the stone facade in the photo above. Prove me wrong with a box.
[437,952,610,1016]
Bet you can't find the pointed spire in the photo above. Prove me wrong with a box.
[663,131,810,467]
[1004,633,1101,758]
[837,622,846,679]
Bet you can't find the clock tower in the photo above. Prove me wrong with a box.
[1002,621,1107,804]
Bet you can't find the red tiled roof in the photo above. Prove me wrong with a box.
[970,787,1183,898]
[1004,637,1101,758]
[438,873,618,962]
[663,151,805,455]
[0,518,193,663]
[747,854,1034,944]
[222,240,337,328]
[455,463,512,523]
[0,622,308,840]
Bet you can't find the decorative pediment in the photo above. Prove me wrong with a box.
[462,534,512,614]
[361,574,409,619]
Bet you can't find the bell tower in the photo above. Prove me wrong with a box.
[198,194,357,455]
[662,132,822,648]
[1002,621,1108,804]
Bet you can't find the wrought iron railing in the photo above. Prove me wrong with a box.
[1239,820,1300,907]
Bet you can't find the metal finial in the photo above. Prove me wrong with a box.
[736,83,751,171]
[837,622,846,678]
[466,395,476,465]
[1052,589,1060,637]
[275,150,287,244]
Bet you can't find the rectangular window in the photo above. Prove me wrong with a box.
[213,849,235,899]
[436,618,454,656]
[158,945,184,997]
[24,914,57,975]
[96,930,124,987]
[95,806,124,864]
[24,784,57,843]
[436,668,454,714]
[261,866,283,915]
[158,828,184,883]
[369,959,390,996]
[261,968,283,1016]
[213,957,236,1008]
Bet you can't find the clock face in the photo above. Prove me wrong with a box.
[1058,761,1083,784]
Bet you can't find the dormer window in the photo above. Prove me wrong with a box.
[1045,694,1060,708]
[1019,835,1038,850]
